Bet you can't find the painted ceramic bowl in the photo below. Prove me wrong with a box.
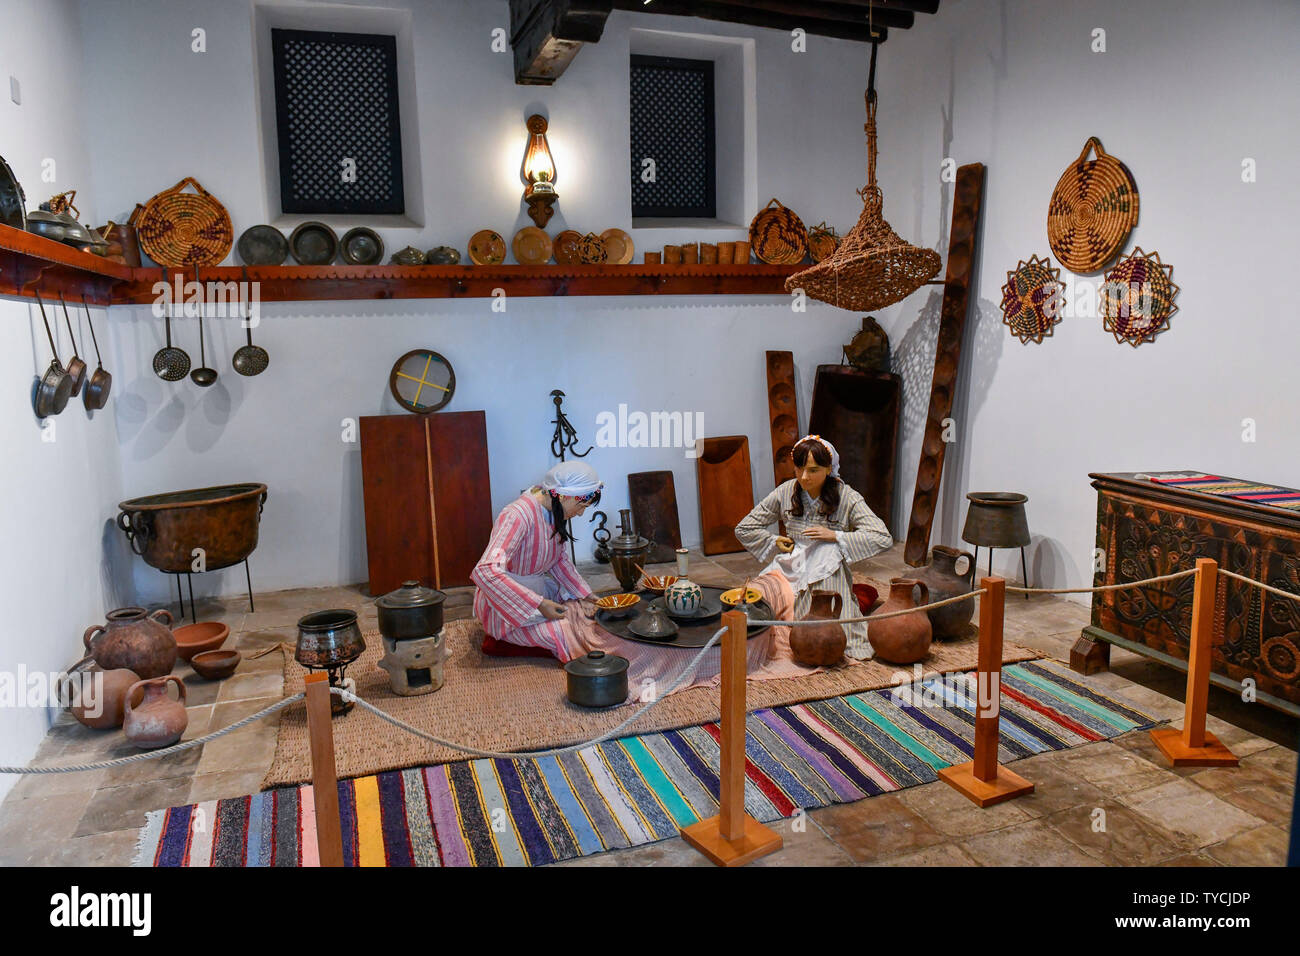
[594,593,640,618]
[638,574,678,594]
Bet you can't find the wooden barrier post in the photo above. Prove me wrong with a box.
[681,609,783,865]
[304,673,345,866]
[1151,558,1239,766]
[938,576,1035,806]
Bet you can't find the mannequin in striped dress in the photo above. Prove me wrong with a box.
[736,435,893,659]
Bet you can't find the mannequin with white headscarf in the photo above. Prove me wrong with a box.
[735,435,894,659]
[470,461,605,658]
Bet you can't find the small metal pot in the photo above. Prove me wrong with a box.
[294,609,365,669]
[376,580,446,640]
[565,651,629,708]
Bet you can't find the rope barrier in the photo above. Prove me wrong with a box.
[0,693,305,774]
[1004,568,1197,595]
[333,625,730,760]
[1219,568,1300,604]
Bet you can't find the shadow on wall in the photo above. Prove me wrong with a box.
[339,447,366,592]
[97,517,136,612]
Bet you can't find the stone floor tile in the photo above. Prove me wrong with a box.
[74,776,192,837]
[996,751,1109,818]
[748,817,856,867]
[1202,825,1290,867]
[42,827,142,867]
[1241,745,1299,778]
[897,777,1034,837]
[1157,853,1219,866]
[1117,778,1264,847]
[1046,801,1196,865]
[865,842,980,867]
[0,790,97,865]
[9,765,108,799]
[101,742,203,786]
[183,704,214,740]
[194,699,281,775]
[214,668,286,703]
[188,769,269,804]
[957,817,1103,866]
[809,791,948,862]
[1186,761,1295,828]
[241,607,313,630]
[1058,741,1177,796]
[548,835,711,867]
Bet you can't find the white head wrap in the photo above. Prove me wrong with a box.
[541,461,603,497]
[796,435,840,477]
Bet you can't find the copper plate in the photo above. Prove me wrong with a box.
[512,226,553,265]
[554,230,582,265]
[468,229,506,265]
[600,228,633,265]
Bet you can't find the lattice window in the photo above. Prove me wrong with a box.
[271,29,405,215]
[630,55,716,218]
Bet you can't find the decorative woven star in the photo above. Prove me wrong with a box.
[1098,247,1179,347]
[1000,254,1065,344]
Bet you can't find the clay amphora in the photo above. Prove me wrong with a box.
[913,545,976,639]
[123,676,188,749]
[867,578,933,664]
[791,590,847,666]
[84,607,177,680]
[69,666,141,730]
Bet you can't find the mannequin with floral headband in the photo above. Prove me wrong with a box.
[735,435,893,659]
[471,461,604,658]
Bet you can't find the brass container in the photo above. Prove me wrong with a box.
[608,509,649,593]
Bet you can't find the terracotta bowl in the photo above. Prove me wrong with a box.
[174,621,230,662]
[191,649,241,680]
[639,574,679,594]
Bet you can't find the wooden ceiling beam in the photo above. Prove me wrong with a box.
[826,0,939,12]
[695,1,915,30]
[510,0,613,85]
[618,1,893,42]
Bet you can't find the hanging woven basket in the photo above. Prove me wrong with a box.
[786,91,940,311]
[137,177,233,268]
[1047,137,1139,274]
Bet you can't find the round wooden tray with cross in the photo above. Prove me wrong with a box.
[389,349,455,413]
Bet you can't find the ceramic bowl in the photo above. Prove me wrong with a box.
[174,621,230,662]
[638,574,678,594]
[721,587,762,607]
[191,649,241,680]
[594,593,640,618]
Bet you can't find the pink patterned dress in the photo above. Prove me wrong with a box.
[471,492,593,660]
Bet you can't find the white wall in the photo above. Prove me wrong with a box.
[862,0,1300,597]
[77,0,880,602]
[0,0,131,799]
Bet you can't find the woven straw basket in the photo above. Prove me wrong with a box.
[1047,137,1139,274]
[1099,247,1178,347]
[137,177,233,268]
[750,199,808,265]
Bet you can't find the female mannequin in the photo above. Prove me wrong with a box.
[735,435,893,659]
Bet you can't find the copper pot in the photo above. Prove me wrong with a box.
[791,590,846,666]
[84,607,177,680]
[117,483,267,573]
[867,579,932,664]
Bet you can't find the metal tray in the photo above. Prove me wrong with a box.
[595,586,773,649]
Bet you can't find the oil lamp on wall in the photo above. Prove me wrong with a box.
[521,114,558,228]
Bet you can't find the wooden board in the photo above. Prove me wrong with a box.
[360,411,492,595]
[697,436,753,555]
[903,162,985,566]
[628,471,682,564]
[807,365,901,532]
[765,350,798,487]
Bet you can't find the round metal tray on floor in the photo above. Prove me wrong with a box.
[594,586,773,648]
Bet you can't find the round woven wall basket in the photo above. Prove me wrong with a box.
[1047,137,1139,274]
[137,177,233,268]
[1098,247,1178,347]
[750,199,808,264]
[1001,254,1065,344]
[808,222,840,263]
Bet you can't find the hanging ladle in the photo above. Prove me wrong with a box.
[81,295,112,410]
[190,311,217,387]
[58,293,87,396]
[231,268,268,376]
[33,290,73,418]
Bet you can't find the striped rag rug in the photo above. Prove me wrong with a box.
[1146,472,1300,511]
[134,660,1160,867]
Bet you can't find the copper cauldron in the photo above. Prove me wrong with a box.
[117,483,267,573]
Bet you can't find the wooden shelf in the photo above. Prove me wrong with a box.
[112,262,805,303]
[0,223,805,306]
[0,223,134,304]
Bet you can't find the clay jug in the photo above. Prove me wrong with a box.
[791,590,847,666]
[123,676,188,749]
[69,666,140,730]
[913,545,976,640]
[84,607,177,679]
[868,579,932,664]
